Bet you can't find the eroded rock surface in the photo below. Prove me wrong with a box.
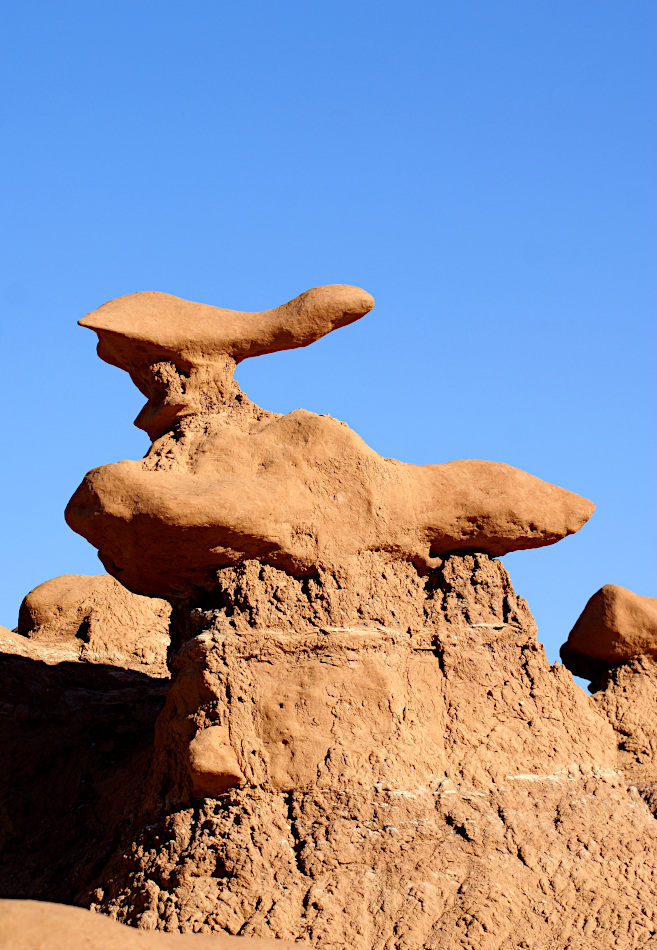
[0,900,294,948]
[560,585,657,821]
[65,285,594,599]
[74,555,657,949]
[8,283,652,948]
[16,573,170,675]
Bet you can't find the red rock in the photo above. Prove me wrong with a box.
[66,285,594,599]
[17,573,170,675]
[561,584,657,683]
[0,900,294,948]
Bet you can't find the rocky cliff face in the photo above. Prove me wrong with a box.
[1,285,655,949]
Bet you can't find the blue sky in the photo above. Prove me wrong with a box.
[1,1,655,676]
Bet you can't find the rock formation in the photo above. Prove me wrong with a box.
[561,584,657,684]
[65,286,594,598]
[561,584,657,814]
[0,900,293,949]
[3,284,657,948]
[16,573,170,674]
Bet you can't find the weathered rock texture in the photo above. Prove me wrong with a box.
[65,285,594,598]
[561,584,657,685]
[63,555,656,949]
[5,284,654,948]
[0,900,294,949]
[15,573,170,675]
[561,584,657,824]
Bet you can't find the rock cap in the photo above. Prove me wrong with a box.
[561,584,657,683]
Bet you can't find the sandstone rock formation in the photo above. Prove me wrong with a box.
[16,573,170,675]
[65,285,594,599]
[77,555,657,947]
[5,283,656,949]
[561,584,657,684]
[561,584,657,813]
[0,900,294,949]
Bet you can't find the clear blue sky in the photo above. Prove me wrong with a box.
[1,1,655,676]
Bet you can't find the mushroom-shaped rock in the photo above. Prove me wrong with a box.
[81,284,375,440]
[66,285,595,600]
[561,585,657,682]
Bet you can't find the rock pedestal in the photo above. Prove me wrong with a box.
[80,556,657,949]
[15,283,652,948]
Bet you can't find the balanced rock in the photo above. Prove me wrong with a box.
[561,584,657,683]
[17,573,170,674]
[66,285,594,599]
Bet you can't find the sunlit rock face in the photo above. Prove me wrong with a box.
[11,285,657,949]
[65,284,593,599]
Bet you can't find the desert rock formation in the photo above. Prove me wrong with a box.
[3,284,656,949]
[73,554,656,948]
[0,900,294,949]
[561,584,657,814]
[65,285,594,599]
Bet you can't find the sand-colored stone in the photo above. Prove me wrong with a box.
[66,285,594,599]
[80,285,375,440]
[0,900,295,949]
[4,555,657,947]
[79,555,657,948]
[593,656,657,786]
[14,282,656,948]
[561,584,657,683]
[16,573,170,674]
[187,726,245,799]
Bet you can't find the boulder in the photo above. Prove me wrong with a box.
[17,574,170,675]
[561,584,657,683]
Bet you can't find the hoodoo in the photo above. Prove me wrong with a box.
[4,285,657,949]
[65,285,593,599]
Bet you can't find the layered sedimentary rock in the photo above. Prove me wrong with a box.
[80,555,657,948]
[65,285,594,598]
[16,573,170,674]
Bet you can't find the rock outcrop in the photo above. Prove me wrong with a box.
[4,283,656,949]
[15,573,170,675]
[76,554,657,948]
[65,285,594,599]
[561,584,657,684]
[561,584,657,814]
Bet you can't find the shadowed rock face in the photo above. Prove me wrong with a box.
[65,285,593,600]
